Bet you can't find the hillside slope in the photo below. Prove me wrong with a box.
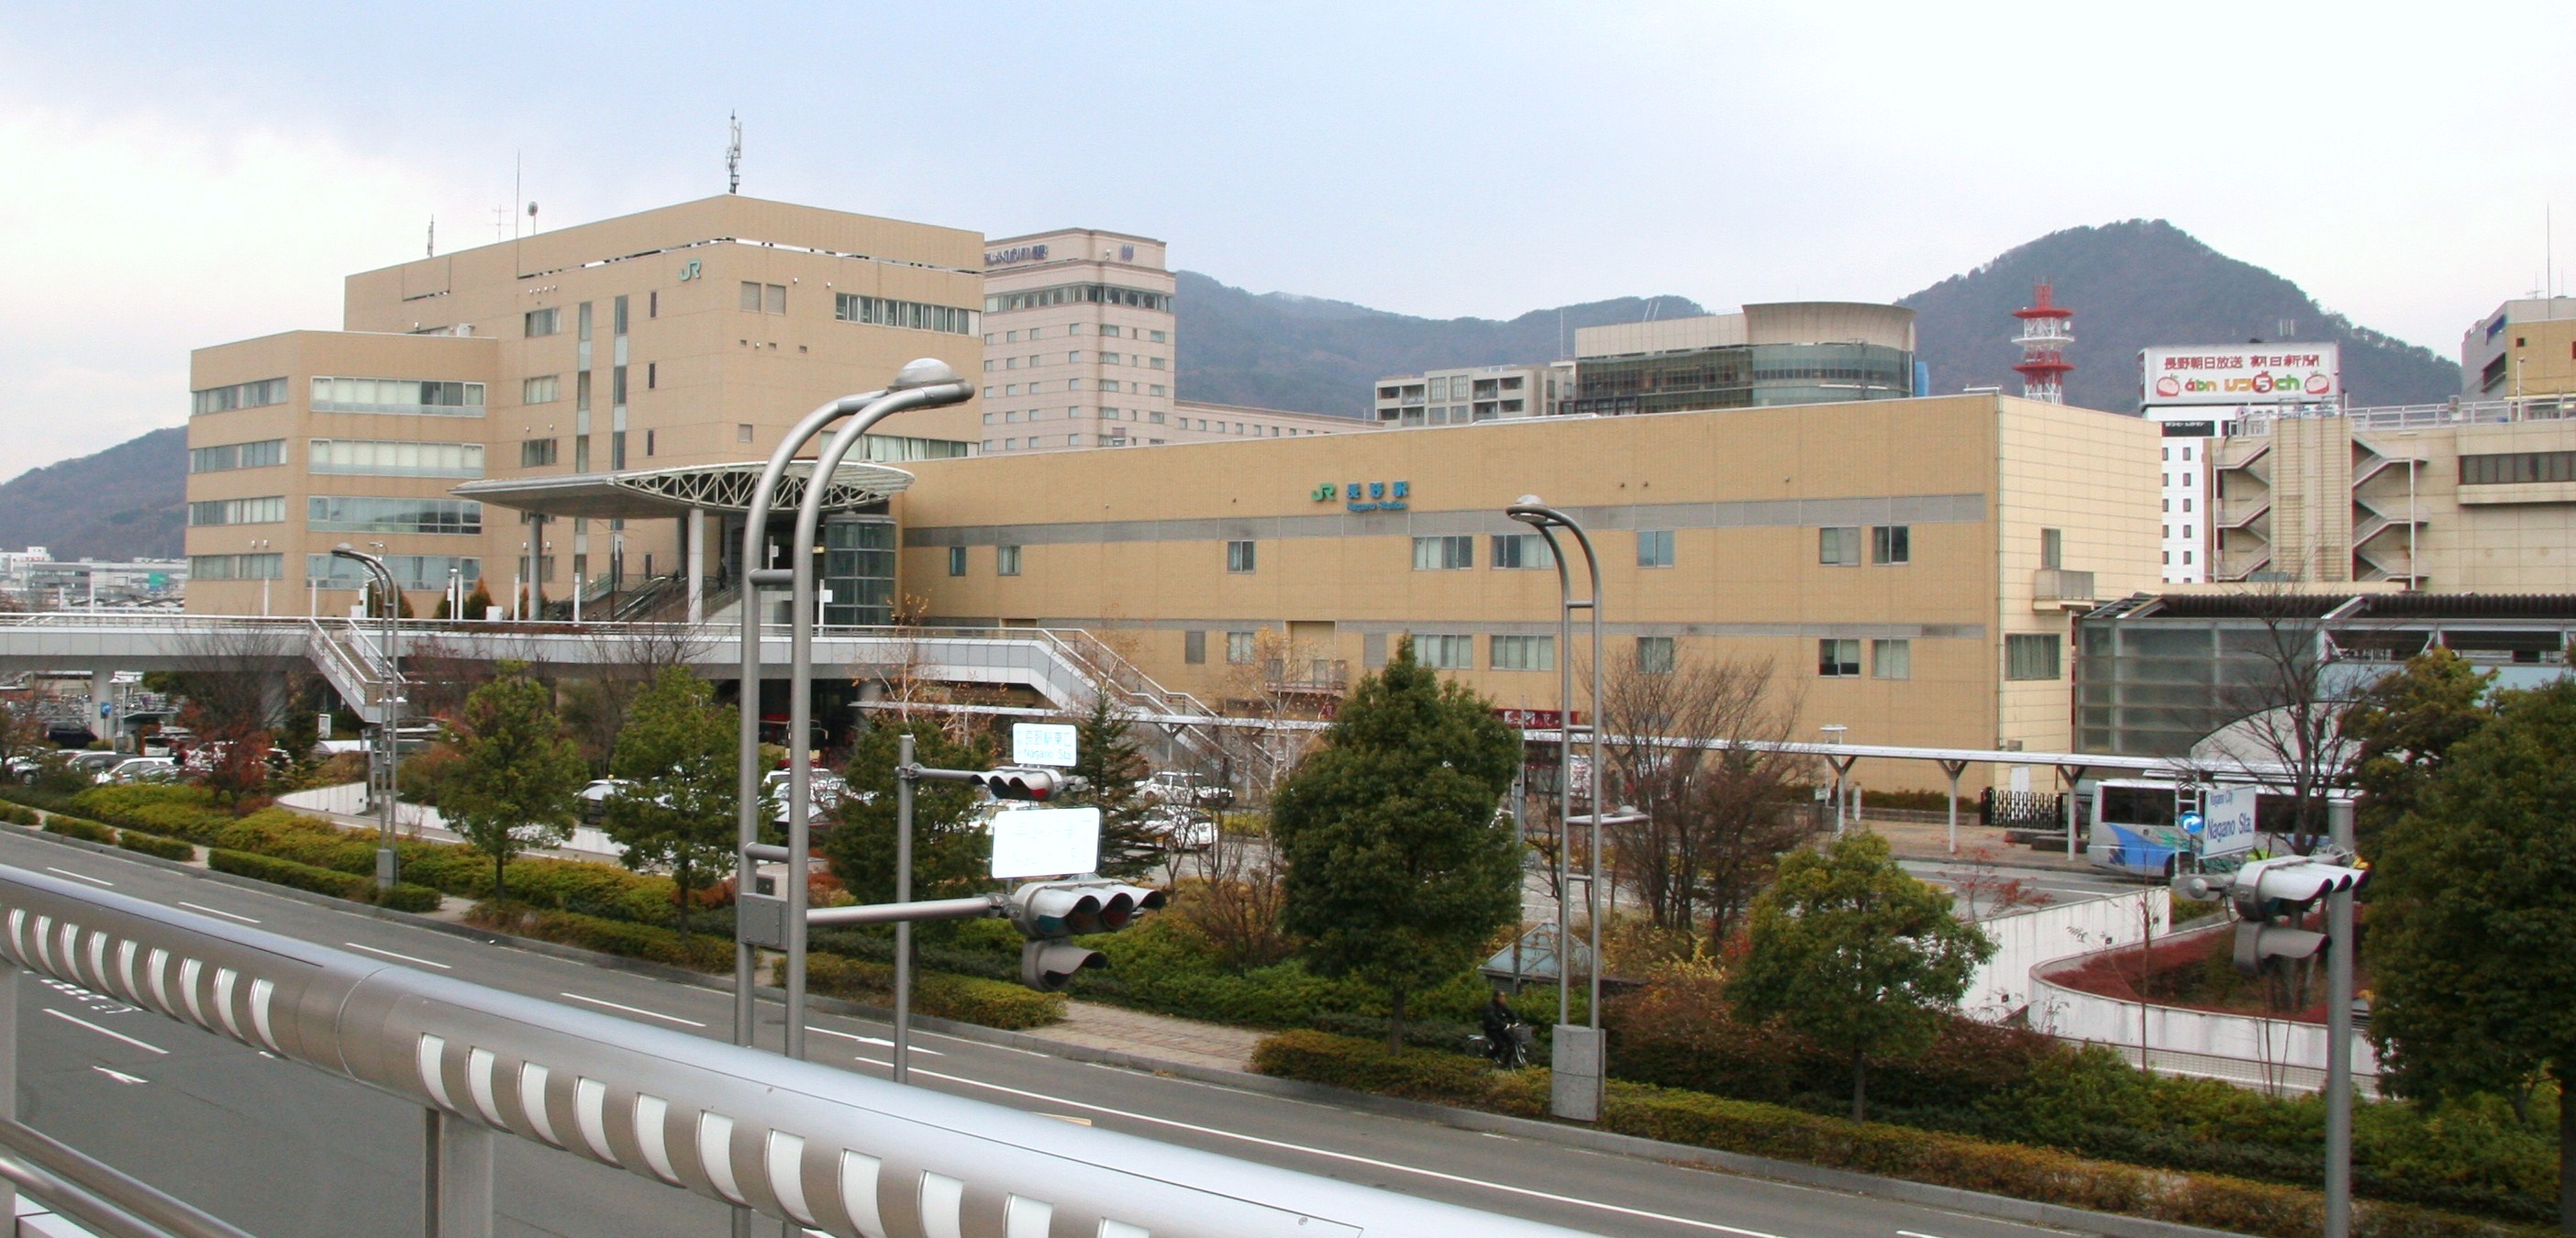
[0,426,186,560]
[1898,220,2460,412]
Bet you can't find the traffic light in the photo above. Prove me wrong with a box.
[973,767,1069,801]
[1005,878,1168,990]
[2236,921,2327,973]
[2172,855,2369,978]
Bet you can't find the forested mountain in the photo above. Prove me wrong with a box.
[0,426,185,560]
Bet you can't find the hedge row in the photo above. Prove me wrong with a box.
[1249,1032,2539,1238]
[0,801,38,826]
[790,952,1065,1031]
[42,815,115,844]
[465,902,731,973]
[116,831,195,861]
[205,849,440,912]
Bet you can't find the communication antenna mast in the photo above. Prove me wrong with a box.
[727,112,742,194]
[2010,282,2074,404]
[427,216,435,258]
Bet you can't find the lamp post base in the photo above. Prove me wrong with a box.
[1549,1024,1604,1122]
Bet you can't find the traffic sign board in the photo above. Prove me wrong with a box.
[989,807,1102,879]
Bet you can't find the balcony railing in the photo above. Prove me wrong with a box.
[2033,568,2095,605]
[1263,658,1349,694]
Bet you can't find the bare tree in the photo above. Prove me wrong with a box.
[558,623,713,772]
[2203,584,2360,854]
[1593,649,1820,948]
[162,627,298,733]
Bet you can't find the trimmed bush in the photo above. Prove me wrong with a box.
[1249,1032,2531,1238]
[465,902,730,972]
[41,816,115,844]
[0,801,39,825]
[376,883,445,913]
[208,848,373,901]
[794,952,1064,1031]
[115,831,195,861]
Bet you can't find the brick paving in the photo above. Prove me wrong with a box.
[1023,1000,1269,1072]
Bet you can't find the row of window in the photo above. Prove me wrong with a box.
[1413,531,1667,571]
[983,379,1171,397]
[308,438,485,478]
[2460,449,2576,486]
[305,554,481,591]
[1377,374,1527,403]
[188,553,283,580]
[190,378,289,417]
[834,293,979,336]
[188,439,285,474]
[985,350,1167,373]
[984,282,1172,315]
[307,496,482,535]
[1817,525,1909,566]
[986,325,1166,345]
[1379,402,1523,426]
[186,496,285,527]
[310,377,484,415]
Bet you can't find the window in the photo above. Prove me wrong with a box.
[947,546,967,577]
[739,282,787,314]
[1227,540,1256,573]
[647,362,657,390]
[1149,357,1166,370]
[1149,330,1167,343]
[1818,638,1861,678]
[1636,636,1676,674]
[1491,533,1555,569]
[2461,450,2576,485]
[832,293,979,336]
[186,496,284,526]
[995,545,1021,576]
[1102,325,1123,337]
[1412,535,1473,570]
[1491,635,1555,671]
[189,378,288,415]
[1637,529,1675,569]
[2006,633,2062,680]
[613,295,629,335]
[1871,638,1911,680]
[188,553,283,581]
[1226,631,1257,664]
[308,377,484,415]
[1100,352,1120,365]
[2040,528,2063,569]
[305,554,482,591]
[1871,525,1910,565]
[576,370,592,412]
[188,439,285,473]
[1819,526,1861,566]
[578,301,593,340]
[1411,634,1473,669]
[648,291,657,318]
[522,375,560,404]
[1184,630,1206,664]
[520,437,559,467]
[644,429,656,457]
[524,307,560,337]
[613,365,627,405]
[737,424,753,443]
[307,438,484,478]
[307,496,482,535]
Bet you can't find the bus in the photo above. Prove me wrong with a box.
[2086,779,2337,878]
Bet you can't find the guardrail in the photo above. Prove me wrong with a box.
[0,864,1594,1237]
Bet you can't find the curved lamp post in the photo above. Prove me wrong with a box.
[1504,495,1605,1122]
[329,544,403,891]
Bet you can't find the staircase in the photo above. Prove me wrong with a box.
[305,619,404,725]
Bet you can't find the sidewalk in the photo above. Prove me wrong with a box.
[1022,1000,1269,1071]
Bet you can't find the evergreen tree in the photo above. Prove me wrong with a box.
[600,668,738,934]
[2371,679,2576,1231]
[1062,694,1159,878]
[1728,833,1993,1121]
[1272,637,1522,1052]
[822,720,997,905]
[441,662,586,901]
[2341,647,2495,854]
[461,579,495,621]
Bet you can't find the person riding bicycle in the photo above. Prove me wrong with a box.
[1479,991,1523,1065]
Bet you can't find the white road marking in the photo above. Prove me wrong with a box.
[176,901,260,925]
[558,992,705,1028]
[342,942,454,970]
[44,1008,169,1056]
[901,1064,1790,1237]
[43,867,113,888]
[807,1027,940,1054]
[92,1067,149,1085]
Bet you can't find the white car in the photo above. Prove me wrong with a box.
[763,769,850,825]
[1142,804,1216,851]
[100,757,179,785]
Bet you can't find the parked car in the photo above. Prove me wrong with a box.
[1142,803,1216,851]
[1143,770,1233,807]
[99,757,179,785]
[65,751,127,779]
[763,769,851,825]
[576,778,635,823]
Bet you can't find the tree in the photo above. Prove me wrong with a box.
[2340,647,2495,855]
[1728,833,1993,1121]
[822,720,996,906]
[561,625,713,774]
[1060,693,1160,879]
[2204,587,2359,853]
[2369,678,2576,1231]
[461,579,495,621]
[1593,649,1817,948]
[600,668,739,934]
[1272,638,1523,1053]
[440,663,586,901]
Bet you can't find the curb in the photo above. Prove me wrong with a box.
[0,819,2242,1238]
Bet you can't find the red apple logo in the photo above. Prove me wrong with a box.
[2156,376,2182,398]
[2305,372,2331,395]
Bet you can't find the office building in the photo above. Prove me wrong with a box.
[186,196,985,618]
[2462,297,2576,399]
[1371,363,1573,426]
[1559,304,1919,417]
[2136,344,2343,585]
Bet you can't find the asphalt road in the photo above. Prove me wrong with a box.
[0,831,2088,1238]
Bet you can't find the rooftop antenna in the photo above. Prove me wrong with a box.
[727,112,742,194]
[513,152,523,240]
[427,216,435,258]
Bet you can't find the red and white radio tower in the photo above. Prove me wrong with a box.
[2010,282,2073,403]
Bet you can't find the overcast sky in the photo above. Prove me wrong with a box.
[3,2,2569,481]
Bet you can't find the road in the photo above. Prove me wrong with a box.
[0,830,2089,1238]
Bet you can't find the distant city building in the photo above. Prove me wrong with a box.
[2137,343,2343,584]
[3,547,186,608]
[1559,303,1918,417]
[2461,297,2576,400]
[1370,363,1572,427]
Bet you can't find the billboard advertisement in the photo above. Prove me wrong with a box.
[2141,344,2340,406]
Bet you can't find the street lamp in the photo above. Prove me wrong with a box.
[1504,494,1606,1122]
[330,543,403,891]
[733,359,974,1079]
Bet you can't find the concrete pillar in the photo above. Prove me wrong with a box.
[89,667,117,749]
[687,506,706,624]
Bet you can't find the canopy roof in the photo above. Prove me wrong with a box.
[450,459,915,519]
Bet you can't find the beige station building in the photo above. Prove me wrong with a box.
[186,194,2169,787]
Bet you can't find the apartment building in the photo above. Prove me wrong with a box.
[1371,363,1573,426]
[2462,297,2576,399]
[1560,304,1920,416]
[186,195,984,617]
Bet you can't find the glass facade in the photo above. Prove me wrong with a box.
[820,517,896,626]
[1563,342,1911,416]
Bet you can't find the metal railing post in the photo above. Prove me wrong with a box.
[894,733,916,1085]
[423,1109,493,1238]
[0,954,14,1222]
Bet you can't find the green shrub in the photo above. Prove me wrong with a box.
[41,816,115,844]
[465,902,730,972]
[208,848,373,901]
[0,801,39,825]
[1250,1032,2529,1238]
[376,883,444,913]
[794,952,1064,1030]
[115,831,194,860]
